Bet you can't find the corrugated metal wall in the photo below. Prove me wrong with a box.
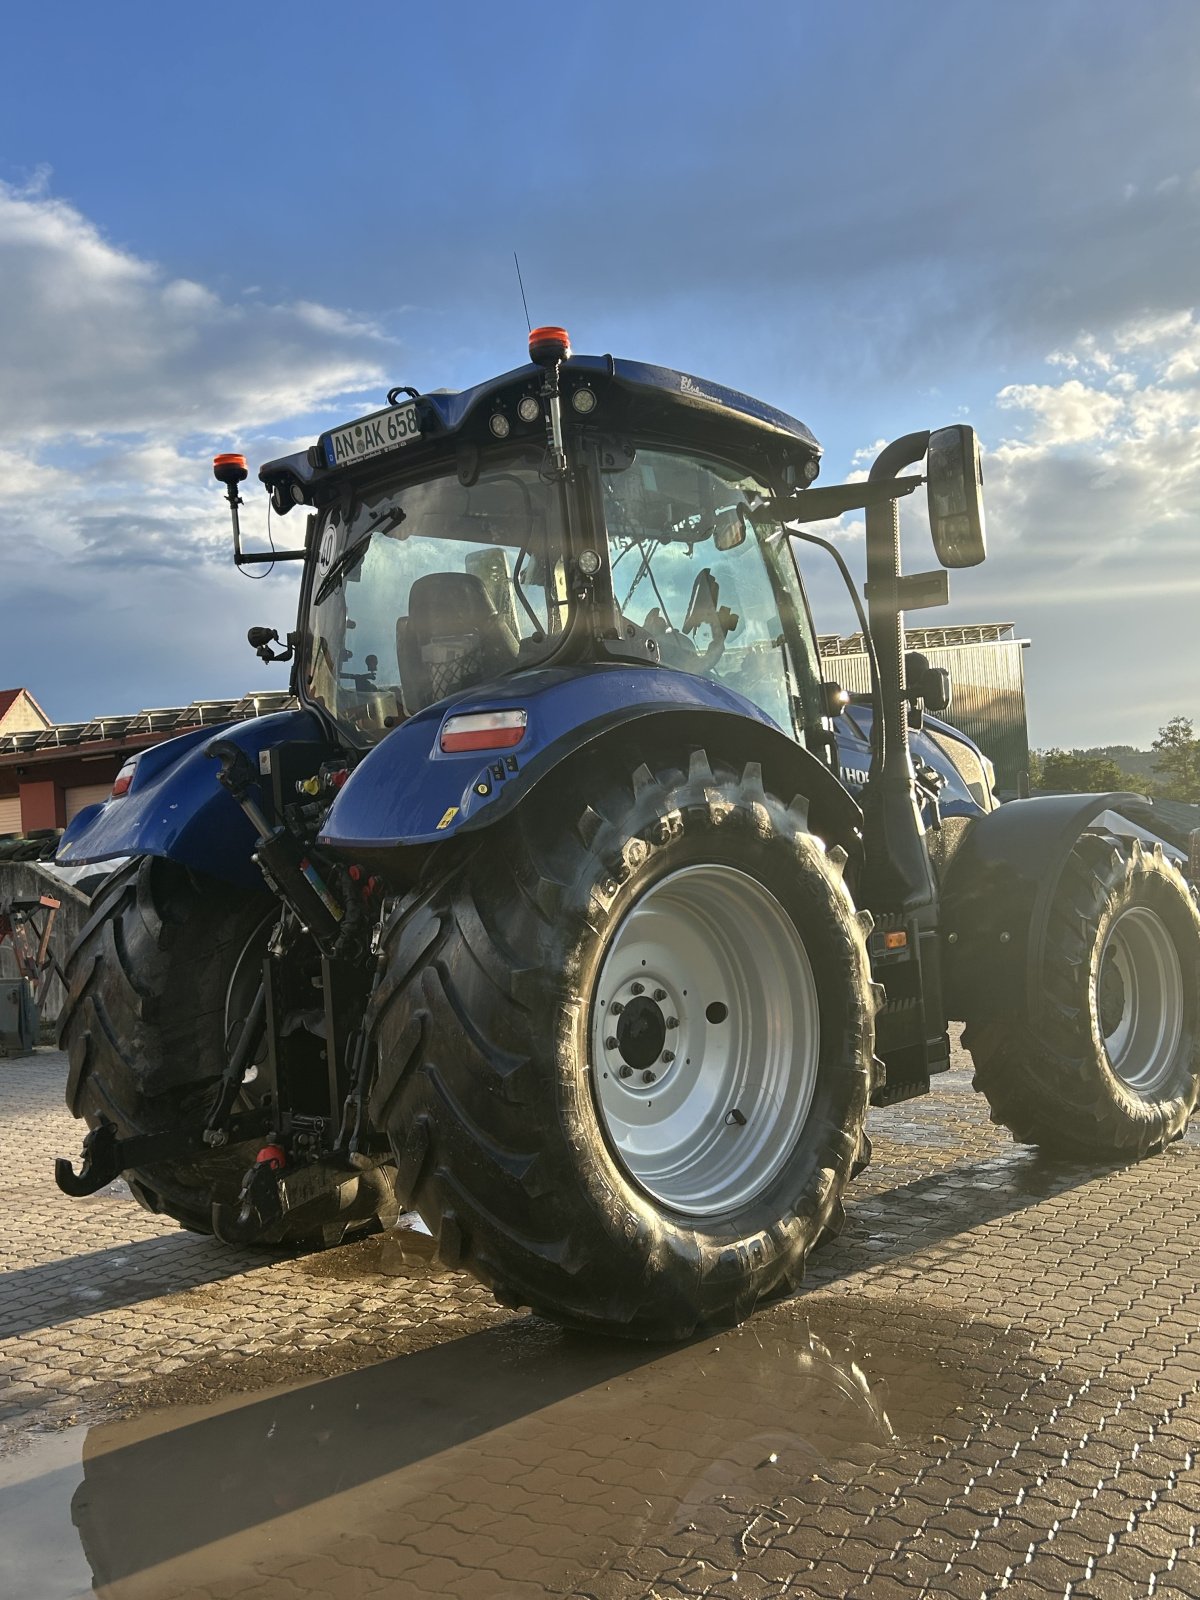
[820,638,1031,795]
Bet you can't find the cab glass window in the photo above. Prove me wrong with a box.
[602,448,825,737]
[306,449,567,742]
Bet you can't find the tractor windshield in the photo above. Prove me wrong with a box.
[602,448,825,738]
[305,448,567,740]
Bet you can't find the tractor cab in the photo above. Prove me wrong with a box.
[254,329,836,764]
[298,434,829,756]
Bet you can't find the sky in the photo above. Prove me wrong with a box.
[0,1,1197,749]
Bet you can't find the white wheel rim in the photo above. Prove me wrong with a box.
[590,863,820,1217]
[1098,905,1184,1096]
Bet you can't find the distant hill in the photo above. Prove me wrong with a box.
[1030,744,1159,796]
[1084,745,1159,784]
[1032,721,1198,805]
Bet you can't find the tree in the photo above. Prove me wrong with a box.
[1151,716,1200,802]
[1036,748,1126,793]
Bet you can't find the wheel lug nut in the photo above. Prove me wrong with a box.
[643,1070,656,1084]
[619,1064,633,1079]
[630,981,644,995]
[661,1050,675,1064]
[605,1036,619,1051]
[610,1001,623,1015]
[666,1016,678,1029]
[653,988,667,1002]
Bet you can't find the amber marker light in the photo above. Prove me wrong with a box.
[528,326,571,365]
[212,453,248,485]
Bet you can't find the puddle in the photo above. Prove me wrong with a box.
[0,1294,1006,1599]
[0,1427,94,1599]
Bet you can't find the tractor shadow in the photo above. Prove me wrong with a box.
[58,1295,989,1595]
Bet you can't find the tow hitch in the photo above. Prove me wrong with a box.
[55,1108,275,1197]
[57,1114,391,1246]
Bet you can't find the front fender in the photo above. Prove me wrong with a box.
[56,710,326,889]
[941,791,1150,1024]
[320,664,860,859]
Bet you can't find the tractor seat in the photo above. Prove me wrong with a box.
[396,570,520,712]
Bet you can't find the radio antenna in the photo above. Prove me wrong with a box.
[514,252,532,333]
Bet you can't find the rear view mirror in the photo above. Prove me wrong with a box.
[905,650,951,712]
[927,425,986,568]
[823,681,850,718]
[714,505,747,552]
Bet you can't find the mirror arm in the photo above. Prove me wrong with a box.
[766,475,923,523]
[236,549,308,567]
[224,489,306,567]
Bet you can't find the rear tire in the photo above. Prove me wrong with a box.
[367,745,875,1339]
[58,856,392,1245]
[966,835,1200,1158]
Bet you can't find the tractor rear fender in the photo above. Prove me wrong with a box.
[941,791,1164,1026]
[319,665,861,875]
[55,710,327,890]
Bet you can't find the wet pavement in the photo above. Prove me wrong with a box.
[3,1041,1200,1598]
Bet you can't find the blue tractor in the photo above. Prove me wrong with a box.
[54,328,1200,1336]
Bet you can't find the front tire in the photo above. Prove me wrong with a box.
[368,746,875,1339]
[966,835,1200,1158]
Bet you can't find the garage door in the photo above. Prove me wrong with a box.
[65,783,113,823]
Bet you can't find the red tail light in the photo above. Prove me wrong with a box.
[110,756,139,798]
[439,710,527,753]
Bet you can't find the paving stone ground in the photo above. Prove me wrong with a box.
[2,1038,1200,1599]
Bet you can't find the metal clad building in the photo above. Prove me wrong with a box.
[819,622,1031,796]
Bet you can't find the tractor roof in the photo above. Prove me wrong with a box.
[414,356,820,449]
[258,355,821,507]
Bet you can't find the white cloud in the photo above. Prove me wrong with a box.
[0,179,404,721]
[0,448,70,500]
[968,310,1200,744]
[995,378,1123,450]
[0,179,393,443]
[851,439,889,467]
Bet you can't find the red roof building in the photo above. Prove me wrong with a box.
[0,690,295,839]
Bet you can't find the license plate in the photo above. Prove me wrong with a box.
[323,402,421,468]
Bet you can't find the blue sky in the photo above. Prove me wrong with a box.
[1,1,1197,747]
